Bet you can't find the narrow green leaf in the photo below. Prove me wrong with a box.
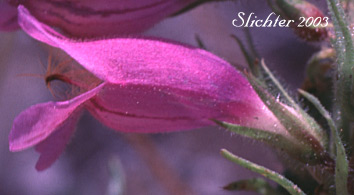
[231,34,260,77]
[298,89,335,154]
[223,178,280,195]
[214,120,310,159]
[221,149,306,195]
[298,89,348,194]
[243,28,260,60]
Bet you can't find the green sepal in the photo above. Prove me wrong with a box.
[231,27,263,80]
[214,120,319,163]
[246,73,330,164]
[231,34,258,76]
[260,60,328,148]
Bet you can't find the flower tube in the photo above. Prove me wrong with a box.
[9,6,294,171]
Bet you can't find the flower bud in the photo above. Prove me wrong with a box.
[273,0,328,41]
[302,48,335,99]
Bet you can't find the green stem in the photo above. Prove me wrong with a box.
[298,89,348,195]
[326,0,354,144]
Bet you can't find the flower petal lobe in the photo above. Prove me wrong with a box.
[9,84,103,151]
[35,111,81,171]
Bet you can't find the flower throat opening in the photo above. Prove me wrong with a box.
[44,52,102,100]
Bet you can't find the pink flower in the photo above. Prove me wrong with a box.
[9,6,289,171]
[5,0,196,37]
